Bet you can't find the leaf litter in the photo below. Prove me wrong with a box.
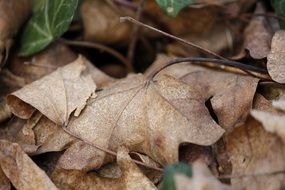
[2,0,285,189]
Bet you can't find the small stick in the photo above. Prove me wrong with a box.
[60,39,130,69]
[146,57,268,80]
[120,16,227,60]
[23,61,57,69]
[61,126,164,172]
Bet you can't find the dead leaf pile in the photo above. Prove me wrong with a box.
[2,0,285,190]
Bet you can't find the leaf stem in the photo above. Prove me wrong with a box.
[146,57,268,80]
[120,16,227,60]
[61,126,163,172]
[60,38,130,69]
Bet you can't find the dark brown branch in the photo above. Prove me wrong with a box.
[120,16,227,60]
[60,39,130,69]
[146,57,268,80]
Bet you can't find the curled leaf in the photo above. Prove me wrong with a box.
[7,56,96,125]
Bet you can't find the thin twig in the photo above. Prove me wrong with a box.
[61,126,164,172]
[60,39,130,69]
[126,0,145,72]
[146,57,268,80]
[23,61,57,69]
[120,16,227,60]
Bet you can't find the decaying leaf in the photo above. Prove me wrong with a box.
[227,95,285,190]
[81,0,134,44]
[243,3,272,59]
[52,147,157,190]
[57,72,224,170]
[174,162,233,190]
[251,95,285,144]
[0,140,58,190]
[157,61,259,130]
[0,0,31,67]
[7,56,96,125]
[9,42,77,84]
[0,69,26,123]
[267,30,285,83]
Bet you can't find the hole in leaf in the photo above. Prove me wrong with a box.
[205,97,219,124]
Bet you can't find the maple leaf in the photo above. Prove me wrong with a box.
[156,61,259,130]
[57,72,224,170]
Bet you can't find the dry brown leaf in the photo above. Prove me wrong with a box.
[143,0,218,36]
[0,69,26,123]
[52,147,157,190]
[251,95,285,144]
[251,110,285,143]
[7,56,96,125]
[167,24,230,57]
[174,162,233,190]
[0,0,31,66]
[272,98,285,112]
[244,3,272,59]
[0,167,10,190]
[158,62,259,130]
[8,42,77,84]
[267,30,285,83]
[0,140,58,190]
[81,0,134,44]
[58,73,224,170]
[227,95,285,190]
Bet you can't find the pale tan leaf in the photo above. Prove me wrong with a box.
[228,95,285,190]
[267,30,285,83]
[7,56,96,125]
[52,147,156,190]
[58,73,224,170]
[272,99,285,112]
[0,140,58,190]
[244,3,272,59]
[158,63,259,130]
[174,162,233,190]
[251,95,285,144]
[227,116,285,190]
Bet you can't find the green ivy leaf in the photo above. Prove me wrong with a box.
[271,0,285,29]
[161,163,192,190]
[32,0,48,13]
[155,0,194,17]
[20,0,78,56]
